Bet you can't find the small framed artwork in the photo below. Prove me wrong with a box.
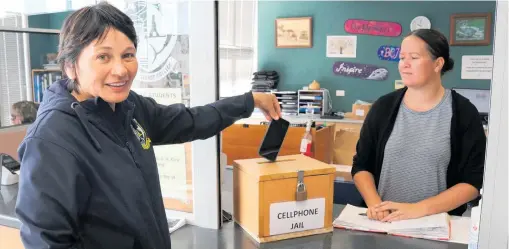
[450,13,492,46]
[275,17,312,48]
[327,36,357,58]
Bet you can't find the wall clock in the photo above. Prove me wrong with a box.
[410,16,431,31]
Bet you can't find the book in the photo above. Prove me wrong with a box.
[333,204,451,241]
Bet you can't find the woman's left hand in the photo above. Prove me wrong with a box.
[374,201,428,222]
[252,92,282,121]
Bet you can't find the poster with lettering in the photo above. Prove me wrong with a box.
[333,61,389,81]
[269,198,325,235]
[344,19,402,37]
[131,87,188,201]
[378,45,401,62]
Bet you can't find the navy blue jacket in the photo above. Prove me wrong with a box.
[15,80,254,249]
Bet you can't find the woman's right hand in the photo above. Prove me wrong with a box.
[367,204,390,221]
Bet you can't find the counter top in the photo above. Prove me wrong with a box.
[236,115,364,125]
[170,204,466,249]
[2,183,465,249]
[0,184,21,229]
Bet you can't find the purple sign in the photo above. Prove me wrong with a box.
[378,45,400,62]
[332,61,389,81]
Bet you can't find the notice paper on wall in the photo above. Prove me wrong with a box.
[269,198,325,235]
[461,55,494,80]
[155,145,188,201]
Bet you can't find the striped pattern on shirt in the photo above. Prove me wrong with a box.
[378,89,453,203]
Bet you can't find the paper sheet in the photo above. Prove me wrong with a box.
[334,204,451,240]
[155,144,188,201]
[449,216,470,244]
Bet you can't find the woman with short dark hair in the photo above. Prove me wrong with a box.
[15,3,280,249]
[352,29,486,222]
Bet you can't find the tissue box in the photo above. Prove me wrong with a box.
[233,154,335,243]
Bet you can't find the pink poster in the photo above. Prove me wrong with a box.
[344,19,402,37]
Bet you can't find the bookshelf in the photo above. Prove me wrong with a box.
[32,69,62,103]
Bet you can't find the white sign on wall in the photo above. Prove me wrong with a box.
[154,144,188,201]
[269,198,325,236]
[131,87,188,201]
[461,55,494,80]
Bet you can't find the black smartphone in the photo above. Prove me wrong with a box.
[258,118,290,162]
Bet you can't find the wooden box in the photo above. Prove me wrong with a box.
[233,154,335,243]
[222,123,334,165]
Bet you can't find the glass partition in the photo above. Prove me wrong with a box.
[0,0,222,229]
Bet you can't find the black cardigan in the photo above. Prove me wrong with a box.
[351,87,486,216]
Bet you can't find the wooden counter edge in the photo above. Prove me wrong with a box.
[0,225,24,249]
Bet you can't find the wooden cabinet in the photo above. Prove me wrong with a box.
[0,226,23,249]
[222,123,334,165]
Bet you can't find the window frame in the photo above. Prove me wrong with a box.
[218,0,257,98]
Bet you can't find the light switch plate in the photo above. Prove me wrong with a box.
[336,90,345,96]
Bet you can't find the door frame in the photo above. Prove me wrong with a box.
[478,1,508,248]
[186,0,221,229]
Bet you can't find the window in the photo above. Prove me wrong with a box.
[219,0,257,98]
[0,14,28,127]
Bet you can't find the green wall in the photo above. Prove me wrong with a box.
[258,1,496,112]
[28,11,73,70]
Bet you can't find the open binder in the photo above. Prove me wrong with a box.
[333,204,451,241]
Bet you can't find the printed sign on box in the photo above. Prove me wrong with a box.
[269,198,326,235]
[333,61,389,81]
[461,55,494,80]
[344,19,402,37]
[378,45,401,62]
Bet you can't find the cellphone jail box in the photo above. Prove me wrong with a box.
[232,154,335,243]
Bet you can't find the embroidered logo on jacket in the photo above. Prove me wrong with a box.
[131,119,151,150]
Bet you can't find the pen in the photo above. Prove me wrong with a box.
[358,213,367,216]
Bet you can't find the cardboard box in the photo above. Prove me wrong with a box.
[233,154,335,243]
[351,103,372,120]
[333,129,360,166]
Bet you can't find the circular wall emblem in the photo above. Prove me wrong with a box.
[125,1,179,82]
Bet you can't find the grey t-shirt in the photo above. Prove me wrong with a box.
[378,89,453,203]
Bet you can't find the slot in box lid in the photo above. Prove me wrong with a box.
[233,154,335,182]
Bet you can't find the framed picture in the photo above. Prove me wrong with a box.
[450,13,492,46]
[275,17,312,48]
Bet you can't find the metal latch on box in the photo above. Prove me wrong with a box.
[295,170,307,201]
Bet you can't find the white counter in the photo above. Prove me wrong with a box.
[235,114,364,125]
